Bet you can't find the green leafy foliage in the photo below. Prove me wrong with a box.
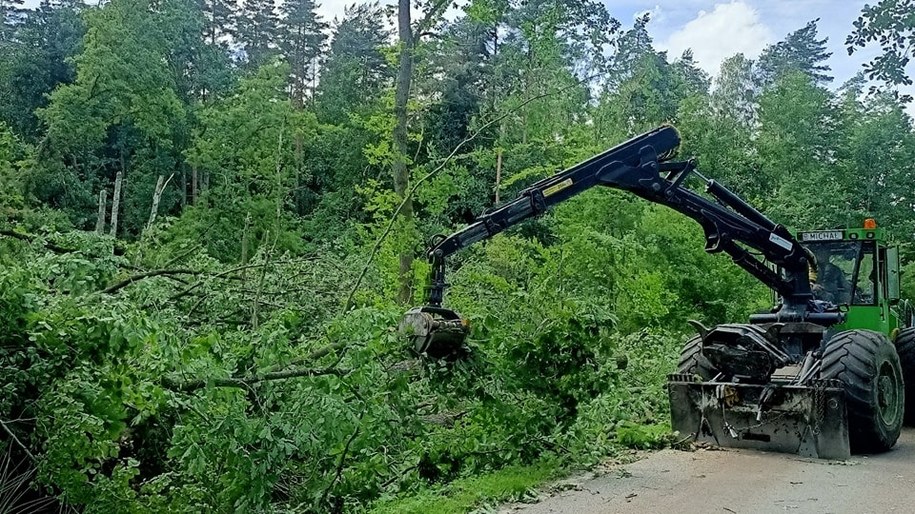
[2,1,915,512]
[847,0,915,98]
[368,461,559,514]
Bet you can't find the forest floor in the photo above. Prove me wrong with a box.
[500,429,915,514]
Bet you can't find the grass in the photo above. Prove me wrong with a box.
[365,421,677,514]
[367,460,563,514]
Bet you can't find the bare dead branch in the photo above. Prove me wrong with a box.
[163,365,345,393]
[168,257,317,302]
[0,419,36,462]
[103,268,202,294]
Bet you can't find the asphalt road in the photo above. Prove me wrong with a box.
[503,429,915,514]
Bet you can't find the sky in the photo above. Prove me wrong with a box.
[321,0,880,87]
[18,0,912,108]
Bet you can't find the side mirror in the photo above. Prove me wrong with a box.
[888,246,901,301]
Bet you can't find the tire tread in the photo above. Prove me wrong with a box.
[895,327,915,425]
[822,329,903,453]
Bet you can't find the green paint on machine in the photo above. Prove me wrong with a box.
[798,224,907,338]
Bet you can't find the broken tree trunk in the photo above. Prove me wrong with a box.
[146,174,174,231]
[109,171,123,238]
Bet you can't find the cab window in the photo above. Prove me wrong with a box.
[808,241,876,305]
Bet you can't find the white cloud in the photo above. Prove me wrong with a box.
[658,1,774,75]
[316,0,353,25]
[634,5,663,24]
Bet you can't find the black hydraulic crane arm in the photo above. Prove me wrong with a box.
[422,126,815,314]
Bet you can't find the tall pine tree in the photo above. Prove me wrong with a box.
[235,0,279,68]
[198,0,234,46]
[0,0,25,45]
[757,19,833,86]
[277,0,326,106]
[0,0,85,139]
[316,3,390,123]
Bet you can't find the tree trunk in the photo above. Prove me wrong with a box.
[241,212,251,267]
[274,128,284,235]
[95,189,107,234]
[393,0,415,305]
[147,174,173,231]
[293,91,304,215]
[495,148,502,204]
[191,164,198,205]
[109,171,123,238]
[181,166,187,207]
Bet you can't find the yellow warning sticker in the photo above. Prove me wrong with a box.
[543,178,573,197]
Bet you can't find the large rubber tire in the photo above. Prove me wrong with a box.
[821,329,904,453]
[676,335,715,380]
[894,327,915,425]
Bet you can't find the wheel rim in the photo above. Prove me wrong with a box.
[877,361,901,426]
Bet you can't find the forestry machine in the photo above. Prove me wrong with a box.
[400,126,915,459]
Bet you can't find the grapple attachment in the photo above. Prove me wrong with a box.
[668,374,850,459]
[399,306,470,358]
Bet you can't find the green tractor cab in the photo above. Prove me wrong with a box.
[798,224,908,336]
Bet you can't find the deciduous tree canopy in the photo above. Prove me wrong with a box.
[1,1,914,511]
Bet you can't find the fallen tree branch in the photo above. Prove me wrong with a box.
[420,410,468,428]
[0,418,36,462]
[185,291,210,318]
[320,408,366,507]
[103,268,202,294]
[163,243,203,268]
[251,233,276,329]
[386,359,421,374]
[261,340,348,374]
[0,229,74,254]
[0,229,127,255]
[380,464,418,489]
[163,365,345,393]
[168,257,316,302]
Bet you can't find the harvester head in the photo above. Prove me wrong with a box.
[399,306,470,358]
